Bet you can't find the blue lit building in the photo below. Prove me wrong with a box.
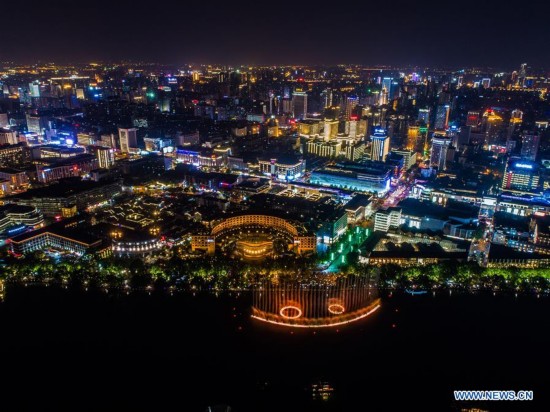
[310,161,391,195]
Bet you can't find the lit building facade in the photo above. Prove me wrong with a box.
[370,129,390,162]
[502,160,540,193]
[118,128,138,153]
[520,132,540,161]
[310,162,391,195]
[430,134,452,170]
[258,157,305,181]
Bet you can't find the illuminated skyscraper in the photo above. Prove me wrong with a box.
[118,128,138,153]
[466,111,480,127]
[292,91,308,119]
[430,133,452,170]
[379,77,392,105]
[345,96,359,120]
[0,113,8,129]
[418,108,430,125]
[520,132,540,161]
[0,129,18,145]
[323,119,339,141]
[481,109,503,147]
[321,88,333,108]
[502,159,540,192]
[89,146,115,169]
[29,81,40,98]
[434,104,450,130]
[370,129,390,162]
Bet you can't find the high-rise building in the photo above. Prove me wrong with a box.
[434,104,450,130]
[481,109,504,147]
[0,129,18,145]
[89,146,115,169]
[481,78,491,88]
[118,128,138,153]
[510,109,523,125]
[26,114,46,134]
[418,108,430,125]
[370,129,390,162]
[430,133,452,170]
[406,126,419,151]
[292,91,308,119]
[379,78,392,106]
[458,126,471,147]
[520,132,540,161]
[0,113,8,129]
[466,111,480,127]
[29,81,40,98]
[345,96,359,120]
[321,88,333,108]
[502,159,540,192]
[323,119,339,141]
[391,149,417,170]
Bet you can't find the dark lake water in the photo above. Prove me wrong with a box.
[0,284,548,411]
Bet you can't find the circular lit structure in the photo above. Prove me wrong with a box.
[279,305,303,319]
[236,235,274,260]
[327,303,345,315]
[252,274,380,328]
[191,214,316,260]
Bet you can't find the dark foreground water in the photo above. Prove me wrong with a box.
[0,284,548,412]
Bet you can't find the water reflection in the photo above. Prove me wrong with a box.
[251,274,380,328]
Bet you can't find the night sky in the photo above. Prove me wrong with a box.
[2,0,550,68]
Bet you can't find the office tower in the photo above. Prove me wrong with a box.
[434,104,450,130]
[347,120,358,138]
[389,80,400,100]
[345,96,359,120]
[357,118,368,137]
[282,98,292,114]
[391,149,417,170]
[379,78,392,105]
[481,109,503,147]
[418,108,430,125]
[292,91,308,119]
[0,129,18,145]
[511,109,523,124]
[438,90,451,104]
[26,113,46,134]
[323,119,339,141]
[520,132,540,161]
[370,129,390,162]
[518,63,527,86]
[466,111,480,127]
[29,81,40,98]
[118,128,138,153]
[0,113,9,128]
[430,133,452,170]
[321,88,333,108]
[458,126,471,147]
[406,126,419,151]
[502,159,540,192]
[90,146,115,169]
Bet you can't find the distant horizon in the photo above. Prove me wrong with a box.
[0,60,543,73]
